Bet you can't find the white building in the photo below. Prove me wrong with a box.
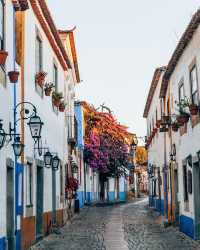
[0,1,80,250]
[0,1,21,249]
[159,9,200,239]
[144,9,200,240]
[143,67,167,216]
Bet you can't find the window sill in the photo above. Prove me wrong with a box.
[26,204,33,208]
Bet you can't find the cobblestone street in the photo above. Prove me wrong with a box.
[31,198,200,250]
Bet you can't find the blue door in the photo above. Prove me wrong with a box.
[15,163,23,250]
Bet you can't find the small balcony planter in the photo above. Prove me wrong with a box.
[8,71,19,83]
[189,104,198,116]
[0,50,8,65]
[44,82,54,96]
[59,102,66,112]
[52,91,63,108]
[159,126,168,132]
[35,71,47,87]
[171,123,179,132]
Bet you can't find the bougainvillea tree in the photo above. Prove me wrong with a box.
[82,102,131,177]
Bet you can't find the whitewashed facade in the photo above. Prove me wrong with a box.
[144,9,200,240]
[0,1,80,249]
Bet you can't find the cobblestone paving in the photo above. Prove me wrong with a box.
[123,199,200,250]
[31,198,200,250]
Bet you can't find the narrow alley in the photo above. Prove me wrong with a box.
[30,198,199,250]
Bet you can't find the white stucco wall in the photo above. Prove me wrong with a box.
[146,71,165,199]
[168,25,200,219]
[0,0,16,239]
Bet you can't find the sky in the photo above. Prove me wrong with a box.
[47,0,200,139]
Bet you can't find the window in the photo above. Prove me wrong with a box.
[190,66,199,105]
[26,163,33,206]
[52,63,59,113]
[35,32,43,96]
[53,63,58,91]
[35,35,43,73]
[178,81,184,102]
[183,165,188,202]
[0,0,4,50]
[60,164,63,196]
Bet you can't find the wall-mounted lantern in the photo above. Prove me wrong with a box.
[0,101,43,158]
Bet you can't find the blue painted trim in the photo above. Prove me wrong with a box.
[180,215,194,239]
[163,172,168,217]
[119,191,126,202]
[77,191,84,208]
[15,163,23,215]
[16,230,21,250]
[86,192,93,203]
[108,191,115,202]
[0,237,6,250]
[149,196,164,215]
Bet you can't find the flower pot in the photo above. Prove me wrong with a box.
[0,50,8,65]
[172,123,179,132]
[45,88,52,96]
[156,120,161,128]
[153,128,157,134]
[52,99,60,107]
[189,104,198,116]
[59,104,65,112]
[35,72,47,87]
[177,114,189,125]
[8,71,19,83]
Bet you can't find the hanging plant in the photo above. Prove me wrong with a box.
[0,50,8,65]
[52,91,63,107]
[35,71,47,87]
[44,82,54,96]
[8,70,19,83]
[59,101,66,112]
[66,177,79,192]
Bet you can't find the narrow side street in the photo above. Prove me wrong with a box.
[30,198,199,250]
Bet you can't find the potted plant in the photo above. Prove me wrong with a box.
[156,120,161,128]
[8,70,19,83]
[153,128,157,134]
[176,112,189,126]
[0,50,8,65]
[171,122,179,132]
[52,91,63,107]
[177,96,199,116]
[59,101,66,112]
[175,98,190,124]
[44,82,54,96]
[35,71,47,87]
[189,104,198,116]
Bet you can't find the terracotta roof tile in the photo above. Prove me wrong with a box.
[143,67,166,118]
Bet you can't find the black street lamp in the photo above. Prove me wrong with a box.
[0,101,44,157]
[44,151,53,168]
[12,136,25,157]
[72,162,78,174]
[0,120,6,149]
[52,155,60,171]
[27,114,43,142]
